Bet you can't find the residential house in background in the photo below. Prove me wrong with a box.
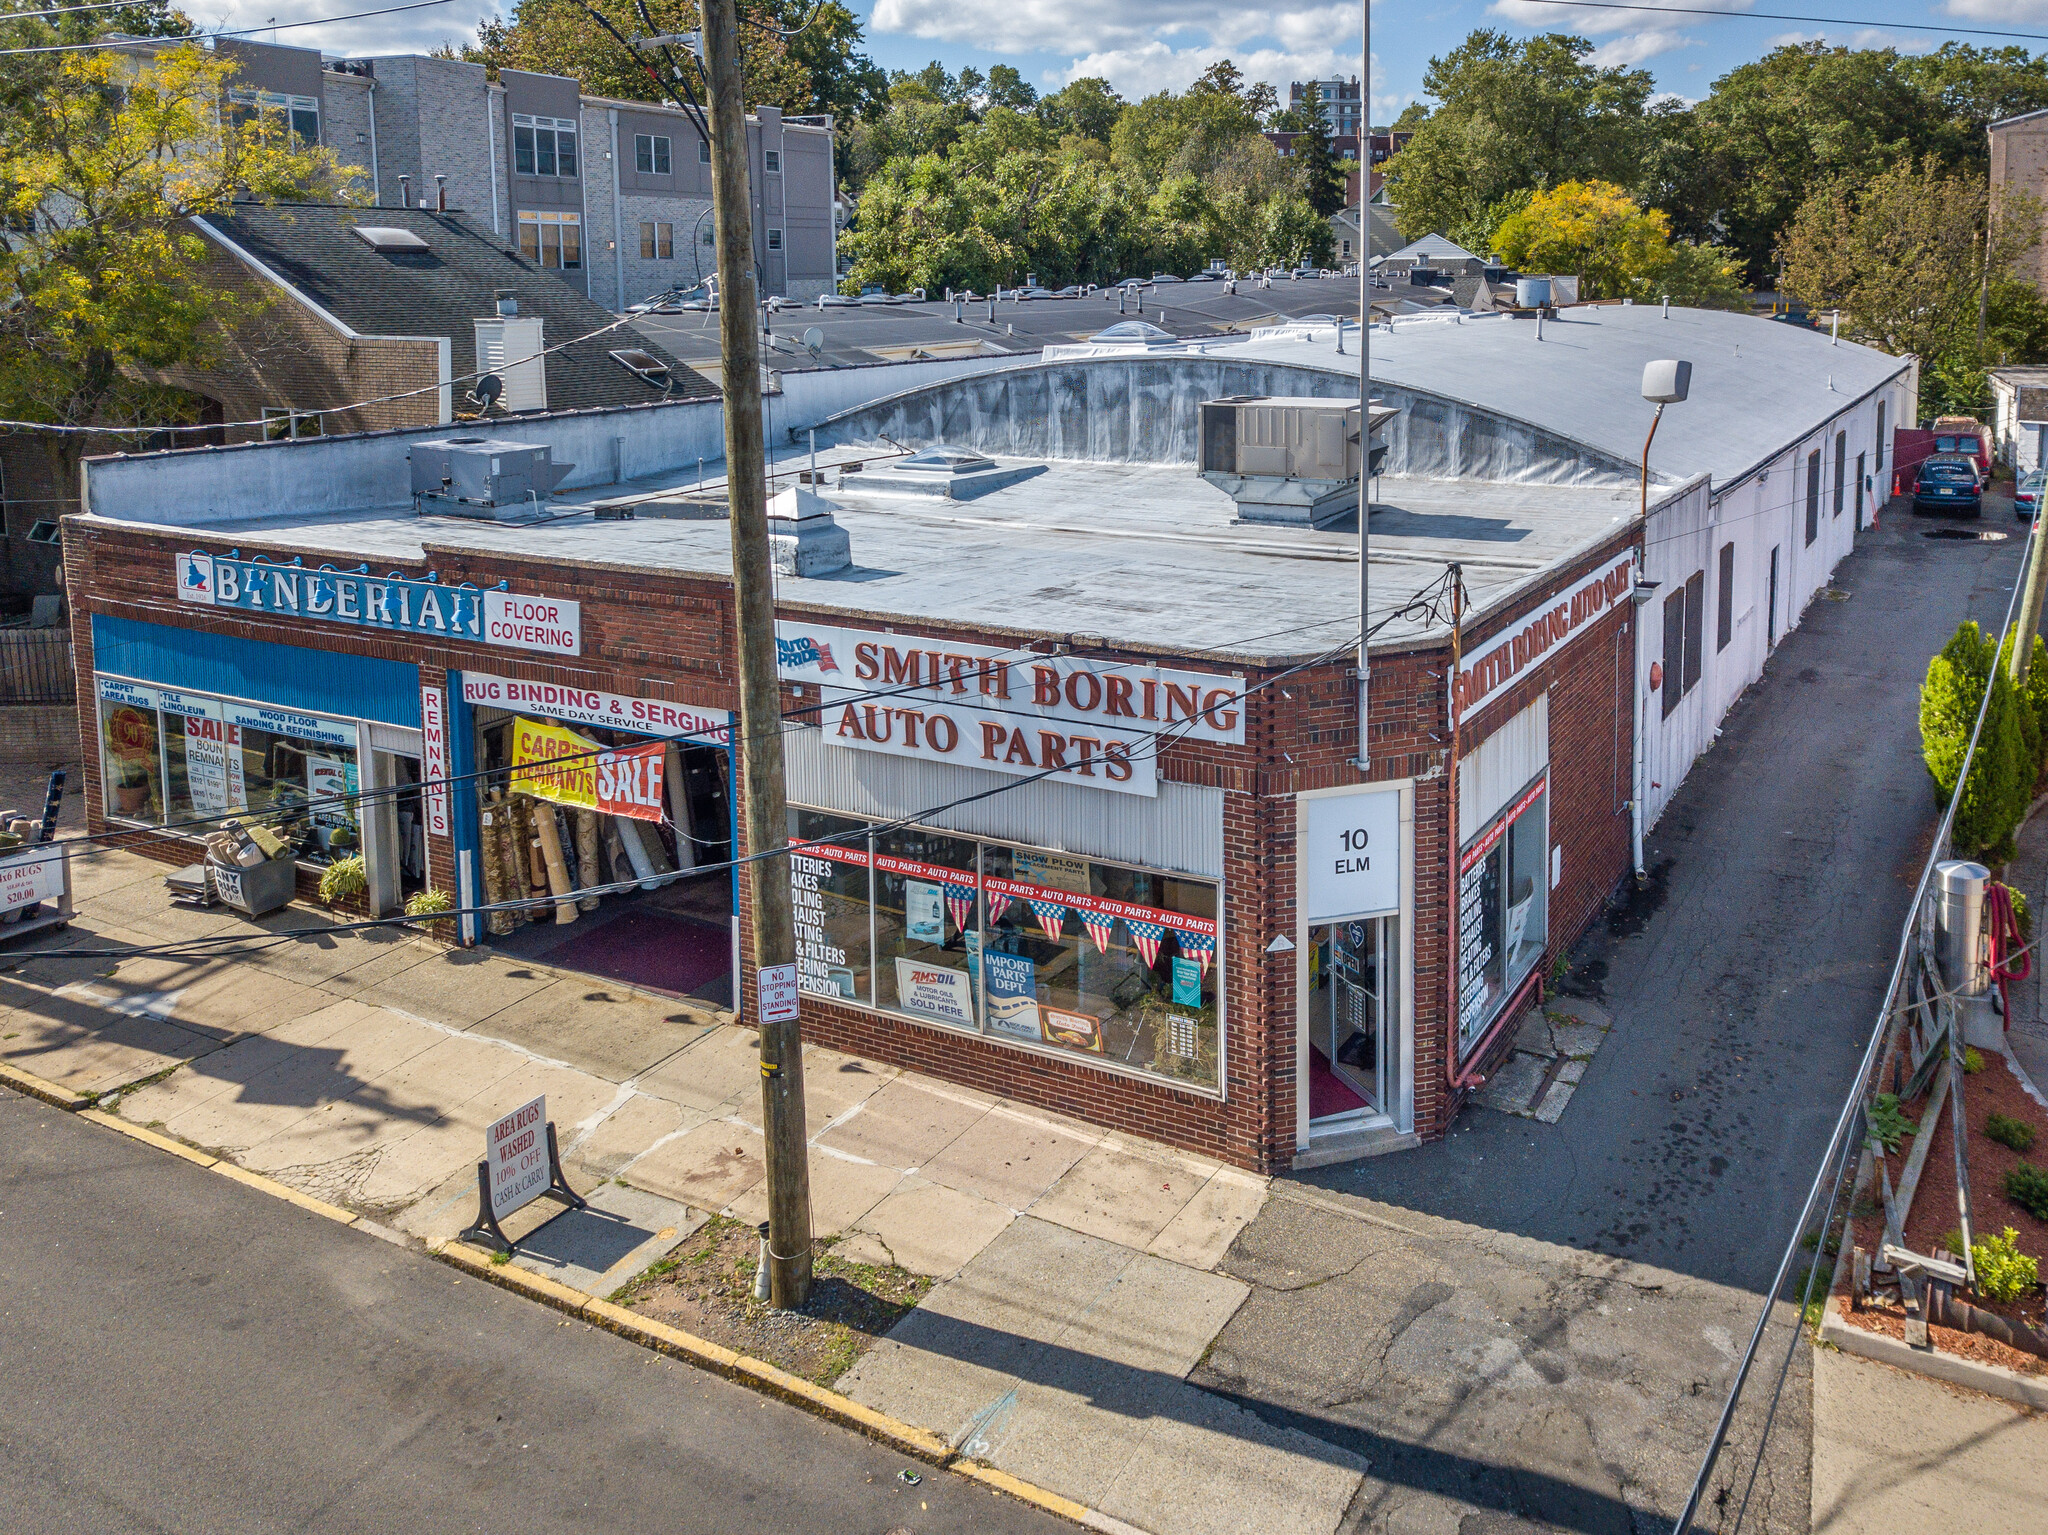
[1332,200,1400,264]
[1992,109,2048,304]
[211,39,837,307]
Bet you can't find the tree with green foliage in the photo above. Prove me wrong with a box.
[1036,77,1125,145]
[1292,83,1344,220]
[1922,621,2036,863]
[1779,158,2038,416]
[1383,32,1657,251]
[0,40,356,495]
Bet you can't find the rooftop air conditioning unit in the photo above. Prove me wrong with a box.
[1198,396,1373,527]
[408,436,574,516]
[473,314,547,411]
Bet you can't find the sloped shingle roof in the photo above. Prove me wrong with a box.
[201,202,712,411]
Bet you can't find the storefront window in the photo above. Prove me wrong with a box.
[98,680,164,824]
[787,807,1222,1091]
[1457,778,1548,1053]
[96,676,361,864]
[874,827,980,1029]
[790,808,873,1004]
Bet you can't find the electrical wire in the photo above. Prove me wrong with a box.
[0,1,151,19]
[1488,0,2048,45]
[1670,531,2030,1535]
[0,0,453,54]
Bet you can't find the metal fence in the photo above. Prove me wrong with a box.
[0,627,75,705]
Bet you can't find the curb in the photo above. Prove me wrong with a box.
[1819,1301,2048,1410]
[432,1241,1097,1527]
[0,1060,89,1111]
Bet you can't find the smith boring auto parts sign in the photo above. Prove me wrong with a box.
[176,550,581,656]
[774,623,1246,799]
[1451,554,1634,721]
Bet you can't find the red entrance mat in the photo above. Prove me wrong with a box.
[518,907,730,998]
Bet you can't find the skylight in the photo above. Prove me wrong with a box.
[351,225,430,252]
[897,445,997,473]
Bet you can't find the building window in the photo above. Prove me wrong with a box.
[229,90,319,147]
[261,408,323,441]
[1833,430,1847,516]
[95,676,361,861]
[513,114,578,178]
[1662,570,1705,718]
[634,133,671,174]
[1457,776,1547,1053]
[1876,400,1887,473]
[639,220,673,260]
[764,148,781,173]
[766,227,782,251]
[1716,542,1735,652]
[1855,450,1866,523]
[699,137,712,164]
[789,806,1222,1090]
[1805,448,1822,545]
[518,211,582,269]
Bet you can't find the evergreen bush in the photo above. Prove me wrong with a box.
[1920,621,2034,862]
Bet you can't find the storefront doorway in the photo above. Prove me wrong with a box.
[1307,916,1400,1123]
[470,706,735,1007]
[366,750,427,916]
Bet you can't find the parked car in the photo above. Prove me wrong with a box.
[1912,452,1985,517]
[2016,468,2044,521]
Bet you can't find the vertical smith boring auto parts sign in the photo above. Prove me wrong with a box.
[775,622,1245,798]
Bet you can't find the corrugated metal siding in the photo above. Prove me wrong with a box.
[783,725,1224,878]
[91,614,422,728]
[1460,693,1549,843]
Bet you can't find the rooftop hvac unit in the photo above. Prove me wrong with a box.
[473,315,547,411]
[1198,396,1375,526]
[408,437,574,516]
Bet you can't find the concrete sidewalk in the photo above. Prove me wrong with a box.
[0,846,1354,1533]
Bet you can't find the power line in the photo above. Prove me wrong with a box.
[0,0,452,55]
[1498,0,2048,45]
[0,1,157,19]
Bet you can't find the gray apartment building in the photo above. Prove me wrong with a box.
[217,39,838,307]
[1288,76,1363,137]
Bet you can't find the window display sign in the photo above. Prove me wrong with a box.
[1302,786,1402,923]
[461,672,727,744]
[1041,1007,1104,1053]
[904,879,945,943]
[893,958,974,1027]
[223,702,356,749]
[508,715,667,821]
[985,950,1040,1040]
[175,551,583,656]
[306,754,357,827]
[182,717,247,817]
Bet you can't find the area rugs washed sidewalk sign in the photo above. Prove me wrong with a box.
[485,1095,553,1221]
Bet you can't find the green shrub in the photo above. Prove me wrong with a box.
[1987,1111,2037,1153]
[1923,622,2034,862]
[317,854,367,903]
[1867,1093,1918,1152]
[404,887,454,917]
[1964,1046,1986,1075]
[2007,1161,2048,1220]
[1970,1227,2040,1304]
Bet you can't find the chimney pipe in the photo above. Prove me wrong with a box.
[435,174,446,212]
[398,173,410,208]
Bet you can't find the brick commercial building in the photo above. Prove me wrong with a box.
[63,307,1905,1171]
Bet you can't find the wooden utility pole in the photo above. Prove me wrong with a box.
[702,0,811,1307]
[2013,493,2048,686]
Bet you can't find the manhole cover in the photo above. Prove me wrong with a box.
[1921,527,2010,541]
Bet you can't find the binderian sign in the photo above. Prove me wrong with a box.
[774,621,1246,799]
[175,550,581,657]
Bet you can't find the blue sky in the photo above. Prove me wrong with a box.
[207,0,2048,117]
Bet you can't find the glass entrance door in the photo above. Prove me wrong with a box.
[1308,916,1399,1122]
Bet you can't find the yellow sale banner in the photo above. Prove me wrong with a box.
[508,715,666,822]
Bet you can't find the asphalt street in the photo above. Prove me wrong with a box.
[0,1089,1065,1535]
[1313,497,2029,1291]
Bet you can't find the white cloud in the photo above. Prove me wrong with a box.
[1943,0,2048,20]
[874,0,1357,62]
[1488,0,1748,37]
[1057,40,1352,101]
[184,3,483,61]
[1586,30,1698,66]
[1764,26,1935,52]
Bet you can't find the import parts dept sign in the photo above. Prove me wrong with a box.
[176,550,581,657]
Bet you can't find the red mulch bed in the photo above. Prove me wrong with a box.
[1840,1043,2048,1374]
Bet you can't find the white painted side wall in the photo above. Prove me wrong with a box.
[1637,375,1912,834]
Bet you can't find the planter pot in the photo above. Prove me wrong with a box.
[114,783,149,816]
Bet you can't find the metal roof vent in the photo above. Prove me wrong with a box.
[765,485,851,575]
[351,225,430,252]
[1198,396,1395,527]
[610,347,672,388]
[408,437,574,518]
[848,444,1043,501]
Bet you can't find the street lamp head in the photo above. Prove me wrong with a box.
[1642,359,1692,404]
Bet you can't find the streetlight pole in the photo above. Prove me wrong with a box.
[1356,0,1371,769]
[702,0,812,1308]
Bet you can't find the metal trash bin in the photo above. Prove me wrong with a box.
[212,856,295,917]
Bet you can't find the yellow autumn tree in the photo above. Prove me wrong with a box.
[1492,179,1744,307]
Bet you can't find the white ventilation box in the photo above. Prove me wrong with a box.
[1198,396,1374,526]
[473,315,547,412]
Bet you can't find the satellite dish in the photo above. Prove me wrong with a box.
[801,327,825,360]
[469,373,504,411]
